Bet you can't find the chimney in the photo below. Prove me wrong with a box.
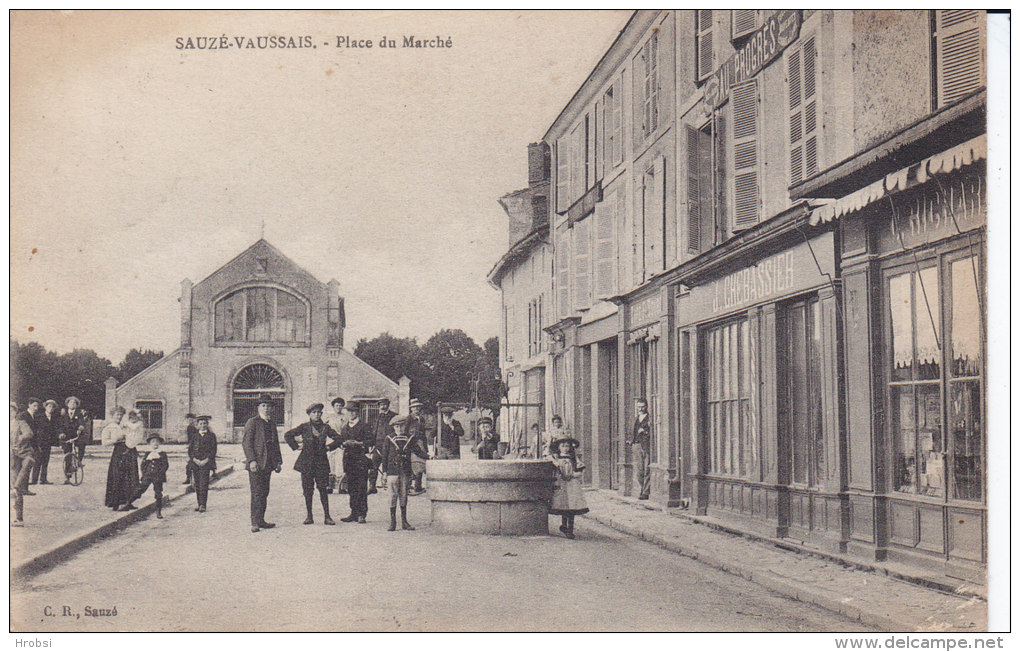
[527,142,551,185]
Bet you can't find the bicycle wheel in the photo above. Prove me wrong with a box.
[71,461,84,486]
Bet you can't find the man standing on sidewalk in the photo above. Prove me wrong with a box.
[182,413,198,485]
[242,395,282,533]
[31,399,60,485]
[338,402,373,523]
[188,415,217,513]
[284,403,341,525]
[627,398,651,500]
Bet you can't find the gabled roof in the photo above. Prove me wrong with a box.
[193,238,323,289]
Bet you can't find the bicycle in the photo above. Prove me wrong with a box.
[61,434,84,486]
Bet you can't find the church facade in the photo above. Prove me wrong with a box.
[107,239,406,442]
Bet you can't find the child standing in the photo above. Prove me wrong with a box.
[548,438,588,539]
[134,433,169,519]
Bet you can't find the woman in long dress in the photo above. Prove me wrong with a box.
[548,437,588,539]
[103,407,141,510]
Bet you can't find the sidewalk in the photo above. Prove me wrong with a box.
[582,490,987,632]
[11,444,244,578]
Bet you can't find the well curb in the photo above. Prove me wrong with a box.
[12,463,240,580]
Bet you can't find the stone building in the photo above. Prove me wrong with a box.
[108,239,407,442]
[494,10,987,579]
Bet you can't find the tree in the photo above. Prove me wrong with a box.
[354,331,428,383]
[421,329,484,410]
[116,348,164,383]
[476,336,505,409]
[10,339,116,416]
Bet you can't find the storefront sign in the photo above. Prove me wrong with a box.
[678,232,834,324]
[881,175,986,253]
[629,293,661,329]
[704,10,801,108]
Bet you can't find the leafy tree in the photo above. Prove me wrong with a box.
[116,348,164,383]
[10,339,116,417]
[421,329,483,409]
[354,331,429,386]
[476,336,505,409]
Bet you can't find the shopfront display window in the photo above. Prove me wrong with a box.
[704,318,755,477]
[885,252,983,502]
[784,297,824,487]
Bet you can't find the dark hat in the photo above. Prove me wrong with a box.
[256,394,274,406]
[344,402,360,413]
[64,396,81,407]
[478,416,493,426]
[551,437,580,450]
[389,414,409,427]
[195,415,211,422]
[146,433,164,444]
[306,402,325,414]
[26,396,41,405]
[330,397,346,407]
[185,413,196,419]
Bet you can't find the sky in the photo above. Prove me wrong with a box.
[10,9,629,362]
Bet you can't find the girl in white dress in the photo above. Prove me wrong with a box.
[548,437,588,539]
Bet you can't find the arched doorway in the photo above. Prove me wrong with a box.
[232,363,286,437]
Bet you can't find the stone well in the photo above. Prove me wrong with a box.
[427,459,556,535]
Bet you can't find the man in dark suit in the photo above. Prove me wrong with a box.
[31,399,60,484]
[182,413,199,485]
[188,415,217,512]
[242,395,282,533]
[338,402,374,523]
[626,398,652,500]
[59,396,89,484]
[285,403,341,525]
[368,398,397,492]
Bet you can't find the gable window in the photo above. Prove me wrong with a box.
[789,36,819,187]
[933,10,986,109]
[214,286,309,344]
[695,10,714,82]
[135,401,164,430]
[731,10,758,40]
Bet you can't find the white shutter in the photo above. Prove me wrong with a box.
[594,191,618,299]
[935,10,985,108]
[632,183,644,285]
[612,80,623,165]
[596,101,605,182]
[789,37,819,187]
[555,224,571,317]
[731,10,758,40]
[643,159,664,274]
[696,10,714,81]
[731,78,760,230]
[556,138,569,213]
[572,219,591,310]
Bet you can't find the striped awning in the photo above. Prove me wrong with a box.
[808,135,986,226]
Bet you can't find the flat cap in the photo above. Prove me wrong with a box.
[306,402,325,414]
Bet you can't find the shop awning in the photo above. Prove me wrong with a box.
[808,135,986,226]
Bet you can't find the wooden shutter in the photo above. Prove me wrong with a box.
[662,156,675,266]
[572,218,591,310]
[556,224,571,317]
[596,100,605,182]
[586,112,595,189]
[632,183,644,285]
[556,138,569,213]
[686,125,712,253]
[731,78,761,230]
[789,37,819,187]
[731,10,758,39]
[935,10,985,108]
[643,159,664,274]
[713,111,727,243]
[612,80,623,166]
[647,34,659,135]
[594,192,617,299]
[696,10,714,82]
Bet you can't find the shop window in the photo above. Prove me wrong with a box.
[695,10,714,82]
[704,318,754,477]
[135,401,163,430]
[887,252,984,502]
[933,10,985,109]
[214,286,309,345]
[782,297,824,487]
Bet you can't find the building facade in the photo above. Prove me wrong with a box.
[494,10,987,578]
[109,239,405,442]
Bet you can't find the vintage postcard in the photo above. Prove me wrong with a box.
[8,9,1003,640]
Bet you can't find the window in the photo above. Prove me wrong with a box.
[730,78,761,230]
[214,286,309,344]
[135,401,163,430]
[933,10,985,109]
[704,318,755,477]
[638,157,668,279]
[636,33,661,141]
[789,36,819,186]
[696,10,714,82]
[731,10,758,40]
[782,297,824,487]
[603,81,623,170]
[886,252,984,501]
[687,112,730,253]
